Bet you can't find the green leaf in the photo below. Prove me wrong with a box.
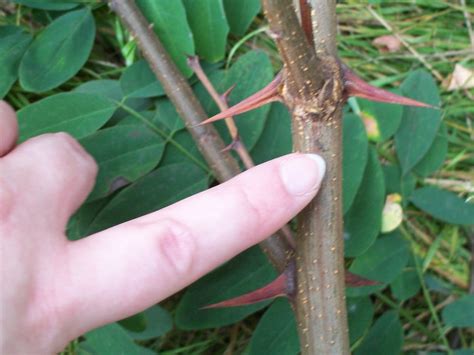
[159,130,207,169]
[120,60,165,98]
[410,187,474,225]
[0,26,32,98]
[136,0,195,77]
[247,299,299,355]
[344,147,385,257]
[343,113,369,213]
[442,295,474,328]
[183,0,229,62]
[74,79,151,120]
[120,305,173,340]
[223,0,261,36]
[11,0,78,10]
[412,122,448,177]
[79,323,154,355]
[67,197,111,241]
[18,92,116,142]
[251,103,291,164]
[357,95,403,142]
[349,231,410,284]
[153,99,185,133]
[354,311,403,355]
[175,247,277,330]
[87,163,208,234]
[19,8,96,92]
[347,297,374,345]
[390,269,421,301]
[79,125,165,202]
[395,69,442,174]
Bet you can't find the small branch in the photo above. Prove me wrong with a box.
[108,0,293,272]
[308,0,338,56]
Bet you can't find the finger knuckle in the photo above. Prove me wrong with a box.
[138,219,196,278]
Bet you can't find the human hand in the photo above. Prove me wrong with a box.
[0,100,325,354]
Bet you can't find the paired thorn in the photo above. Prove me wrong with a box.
[202,266,378,309]
[199,63,434,127]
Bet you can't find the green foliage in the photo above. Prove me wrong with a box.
[342,113,369,213]
[183,0,229,63]
[0,26,32,98]
[120,60,165,99]
[19,8,95,92]
[442,295,474,328]
[395,70,442,174]
[246,299,299,355]
[11,0,79,11]
[120,305,173,340]
[223,0,261,36]
[410,186,474,225]
[17,93,116,142]
[347,296,374,345]
[136,0,195,77]
[354,311,403,355]
[344,147,386,257]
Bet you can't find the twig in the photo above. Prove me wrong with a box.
[108,0,293,272]
[459,0,474,51]
[367,6,444,82]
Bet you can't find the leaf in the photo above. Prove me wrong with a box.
[120,60,165,98]
[11,0,78,10]
[412,122,448,177]
[390,269,420,301]
[74,79,151,120]
[247,299,299,355]
[120,305,173,340]
[381,194,403,233]
[354,311,403,355]
[349,231,410,284]
[251,103,291,164]
[67,197,111,241]
[442,295,474,328]
[136,0,195,77]
[410,187,474,225]
[223,0,261,36]
[79,323,154,355]
[18,92,116,142]
[19,8,96,92]
[357,95,403,142]
[347,297,374,345]
[154,99,185,133]
[344,147,385,257]
[0,26,32,98]
[395,70,442,174]
[79,125,165,202]
[159,130,207,169]
[175,247,277,330]
[342,113,369,213]
[87,163,208,234]
[183,0,229,63]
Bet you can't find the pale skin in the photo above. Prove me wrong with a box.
[0,100,326,354]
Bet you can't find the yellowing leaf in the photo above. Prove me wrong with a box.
[381,193,403,233]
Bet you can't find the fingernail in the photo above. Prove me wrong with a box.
[280,154,326,196]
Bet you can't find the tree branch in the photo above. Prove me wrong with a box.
[262,0,349,354]
[108,0,292,272]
